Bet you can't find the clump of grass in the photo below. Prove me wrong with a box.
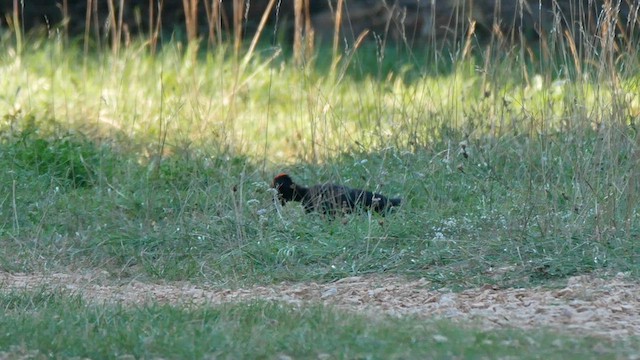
[5,125,104,189]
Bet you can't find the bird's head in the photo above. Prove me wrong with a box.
[272,173,296,205]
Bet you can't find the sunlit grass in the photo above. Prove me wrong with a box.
[2,36,638,165]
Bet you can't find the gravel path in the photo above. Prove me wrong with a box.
[1,271,638,340]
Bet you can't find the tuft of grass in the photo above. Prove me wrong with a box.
[0,290,637,359]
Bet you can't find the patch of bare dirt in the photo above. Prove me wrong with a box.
[1,271,638,340]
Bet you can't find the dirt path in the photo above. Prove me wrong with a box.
[1,271,638,341]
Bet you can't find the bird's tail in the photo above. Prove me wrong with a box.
[389,198,402,207]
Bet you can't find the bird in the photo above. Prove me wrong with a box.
[272,173,401,216]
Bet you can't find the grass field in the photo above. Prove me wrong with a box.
[1,289,638,359]
[1,17,640,357]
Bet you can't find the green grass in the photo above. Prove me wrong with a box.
[0,290,637,359]
[1,12,640,358]
[0,32,639,287]
[2,128,638,286]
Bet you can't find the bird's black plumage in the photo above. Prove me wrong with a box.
[272,173,401,215]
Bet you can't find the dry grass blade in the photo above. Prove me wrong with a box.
[336,29,370,84]
[564,29,582,75]
[106,0,118,54]
[242,0,278,68]
[233,0,244,57]
[12,0,23,53]
[294,0,304,65]
[150,0,163,54]
[204,0,222,46]
[462,19,476,59]
[182,0,200,42]
[331,0,344,73]
[83,0,93,57]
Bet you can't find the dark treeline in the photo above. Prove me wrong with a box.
[1,0,636,46]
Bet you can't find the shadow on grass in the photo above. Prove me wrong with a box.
[1,119,638,288]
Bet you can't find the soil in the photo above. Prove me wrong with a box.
[1,270,639,341]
